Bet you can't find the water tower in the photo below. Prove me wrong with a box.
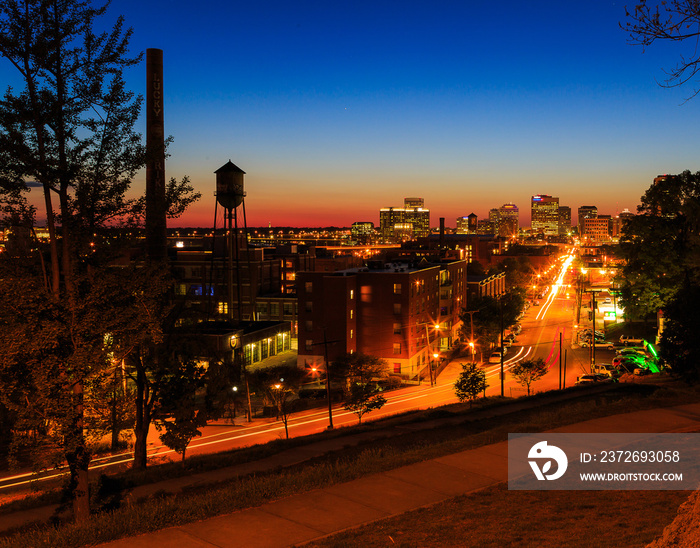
[215,160,247,323]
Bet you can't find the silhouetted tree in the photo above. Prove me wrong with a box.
[454,362,488,407]
[0,0,147,521]
[617,171,700,319]
[250,365,307,439]
[623,1,700,99]
[510,358,549,396]
[659,281,700,382]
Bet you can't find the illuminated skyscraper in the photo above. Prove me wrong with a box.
[498,203,519,237]
[578,205,597,234]
[531,195,559,236]
[558,206,571,236]
[379,198,430,241]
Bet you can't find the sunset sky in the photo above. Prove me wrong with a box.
[8,1,700,228]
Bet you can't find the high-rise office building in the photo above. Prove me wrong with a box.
[351,221,374,244]
[498,203,519,237]
[582,216,611,242]
[558,206,571,236]
[456,213,478,234]
[404,197,424,208]
[531,195,559,236]
[578,206,597,234]
[456,216,469,234]
[379,198,430,241]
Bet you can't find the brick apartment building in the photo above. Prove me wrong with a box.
[296,259,468,380]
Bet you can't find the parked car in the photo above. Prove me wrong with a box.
[581,340,615,350]
[575,374,614,385]
[620,335,645,346]
[489,351,502,364]
[593,364,621,378]
[633,367,651,376]
[582,329,604,338]
[503,339,513,348]
[616,348,646,357]
[613,357,646,373]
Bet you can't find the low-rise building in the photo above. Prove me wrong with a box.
[296,259,467,380]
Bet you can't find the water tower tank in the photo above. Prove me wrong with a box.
[215,160,246,210]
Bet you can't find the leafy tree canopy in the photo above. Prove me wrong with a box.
[510,358,549,396]
[454,362,487,407]
[617,171,700,318]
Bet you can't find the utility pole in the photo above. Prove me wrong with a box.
[559,332,563,390]
[591,290,596,372]
[463,309,478,358]
[424,323,436,386]
[563,349,567,389]
[500,296,504,397]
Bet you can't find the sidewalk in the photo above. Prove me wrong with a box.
[94,400,700,548]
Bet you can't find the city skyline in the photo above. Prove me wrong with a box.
[10,1,700,227]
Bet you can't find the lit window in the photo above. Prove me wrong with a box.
[350,289,355,300]
[393,283,402,295]
[393,322,402,334]
[393,343,401,355]
[350,309,354,319]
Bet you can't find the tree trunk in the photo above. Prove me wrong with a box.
[68,383,90,522]
[110,391,120,451]
[133,365,150,469]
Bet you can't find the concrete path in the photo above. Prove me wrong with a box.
[96,401,700,548]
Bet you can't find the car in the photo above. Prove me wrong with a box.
[582,329,604,337]
[503,339,513,348]
[533,300,540,306]
[612,354,639,365]
[505,333,515,342]
[620,335,645,346]
[593,364,621,378]
[613,357,646,373]
[580,331,605,340]
[512,324,522,334]
[579,335,605,345]
[575,374,614,385]
[616,348,646,357]
[575,374,597,385]
[633,367,651,376]
[581,340,615,350]
[489,351,502,364]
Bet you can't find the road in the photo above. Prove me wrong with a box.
[0,248,619,494]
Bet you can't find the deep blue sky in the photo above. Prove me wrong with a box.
[9,0,700,227]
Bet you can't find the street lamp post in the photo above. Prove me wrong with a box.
[500,295,504,397]
[322,331,334,430]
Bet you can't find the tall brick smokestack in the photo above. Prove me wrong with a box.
[439,217,445,249]
[146,48,167,261]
